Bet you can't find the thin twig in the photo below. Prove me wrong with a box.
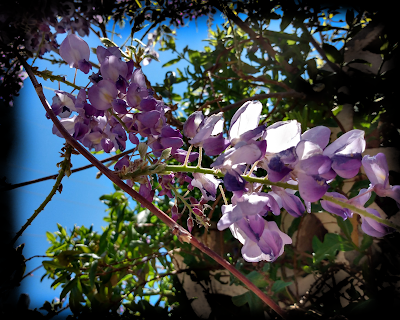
[11,145,72,245]
[301,24,343,74]
[220,5,296,74]
[210,91,306,114]
[22,265,43,280]
[7,148,136,190]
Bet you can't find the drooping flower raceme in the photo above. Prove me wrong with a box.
[49,35,400,265]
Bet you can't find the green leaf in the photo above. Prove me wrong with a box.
[98,227,110,254]
[232,292,248,307]
[336,216,353,241]
[280,13,294,31]
[143,53,160,62]
[50,273,68,289]
[343,58,372,67]
[262,263,270,273]
[240,62,259,74]
[162,57,181,67]
[303,265,313,273]
[322,43,343,64]
[246,271,268,288]
[348,179,371,198]
[46,231,56,243]
[232,292,264,316]
[162,25,173,34]
[60,278,77,301]
[89,260,98,288]
[313,233,354,265]
[247,291,264,316]
[188,49,201,63]
[100,38,117,47]
[271,280,293,293]
[132,38,146,46]
[77,253,100,260]
[312,235,322,252]
[360,234,373,251]
[306,59,318,80]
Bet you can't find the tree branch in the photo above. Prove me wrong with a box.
[210,91,306,114]
[220,5,297,74]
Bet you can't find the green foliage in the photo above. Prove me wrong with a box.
[312,233,354,265]
[42,188,183,316]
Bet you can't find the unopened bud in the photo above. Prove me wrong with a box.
[160,147,172,161]
[138,142,147,160]
[187,217,194,233]
[192,207,204,218]
[171,205,181,221]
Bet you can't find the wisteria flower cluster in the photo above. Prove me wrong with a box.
[51,34,399,264]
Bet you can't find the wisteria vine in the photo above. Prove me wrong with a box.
[19,32,400,318]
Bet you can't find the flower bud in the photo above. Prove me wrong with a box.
[160,147,172,161]
[187,217,194,233]
[138,142,147,160]
[183,111,204,138]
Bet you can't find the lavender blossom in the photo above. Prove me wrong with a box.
[320,192,353,220]
[88,80,118,110]
[217,192,280,230]
[350,189,394,237]
[362,153,400,207]
[323,130,365,178]
[229,216,292,262]
[59,34,92,74]
[191,173,222,201]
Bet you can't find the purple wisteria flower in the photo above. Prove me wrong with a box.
[350,189,394,237]
[183,111,204,139]
[293,140,331,202]
[172,149,199,164]
[88,79,118,110]
[209,101,267,191]
[59,34,92,74]
[320,192,353,220]
[191,173,222,201]
[229,216,292,262]
[258,120,301,183]
[187,112,229,156]
[270,186,305,218]
[50,90,76,118]
[362,153,400,207]
[323,130,365,179]
[217,192,280,230]
[229,101,263,145]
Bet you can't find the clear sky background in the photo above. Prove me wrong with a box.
[6,8,337,316]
